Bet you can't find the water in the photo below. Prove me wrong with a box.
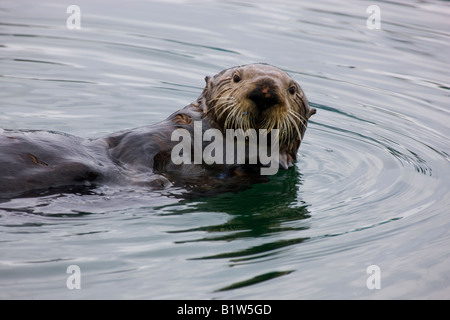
[1,0,449,299]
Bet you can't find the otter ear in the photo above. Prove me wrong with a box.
[204,76,212,88]
[307,107,317,119]
[198,76,212,113]
[301,95,316,120]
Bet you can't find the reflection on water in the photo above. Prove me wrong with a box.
[1,0,450,299]
[216,270,294,292]
[172,169,309,248]
[166,169,310,290]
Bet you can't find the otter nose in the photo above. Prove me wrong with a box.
[248,81,280,111]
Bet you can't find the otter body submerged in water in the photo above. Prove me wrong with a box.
[0,64,316,198]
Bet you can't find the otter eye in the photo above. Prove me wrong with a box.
[233,74,241,83]
[288,85,297,95]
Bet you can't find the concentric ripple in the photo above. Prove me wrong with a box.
[299,100,448,237]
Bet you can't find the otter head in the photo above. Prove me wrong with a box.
[198,63,316,168]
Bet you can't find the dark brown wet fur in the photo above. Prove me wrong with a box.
[0,64,315,199]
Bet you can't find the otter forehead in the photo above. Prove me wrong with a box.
[214,63,294,83]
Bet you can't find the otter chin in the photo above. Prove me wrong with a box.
[0,63,315,198]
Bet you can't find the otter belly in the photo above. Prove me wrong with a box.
[0,129,111,197]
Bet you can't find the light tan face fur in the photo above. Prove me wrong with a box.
[202,64,315,145]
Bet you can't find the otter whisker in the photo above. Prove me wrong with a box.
[210,96,234,108]
[206,90,235,112]
[220,104,237,123]
[286,112,302,142]
[224,105,240,129]
[280,116,291,143]
[216,100,236,117]
[207,93,233,105]
[288,110,308,129]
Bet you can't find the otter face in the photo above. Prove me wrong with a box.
[203,63,316,144]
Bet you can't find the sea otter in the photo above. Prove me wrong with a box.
[0,63,316,198]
